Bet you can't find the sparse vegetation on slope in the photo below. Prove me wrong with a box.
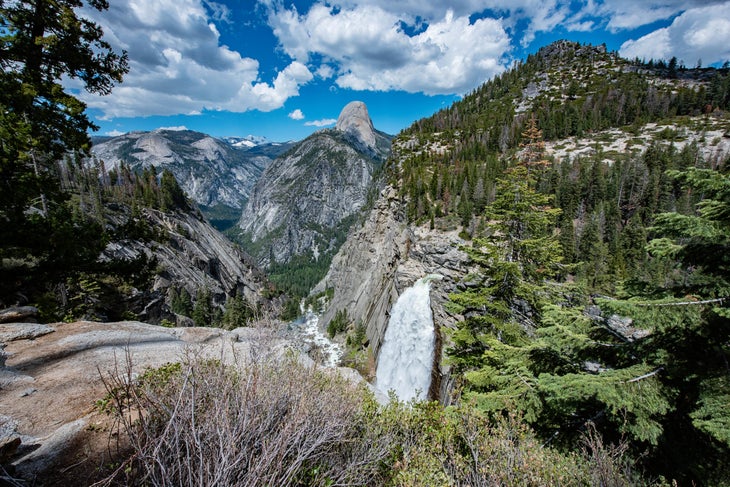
[98,337,642,487]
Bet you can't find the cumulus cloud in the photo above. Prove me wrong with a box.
[288,109,305,120]
[266,3,511,95]
[304,118,337,127]
[74,0,730,122]
[78,0,312,119]
[584,0,729,32]
[263,0,730,96]
[105,130,127,136]
[619,3,730,65]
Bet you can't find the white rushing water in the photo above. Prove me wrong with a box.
[375,275,441,401]
[295,309,343,368]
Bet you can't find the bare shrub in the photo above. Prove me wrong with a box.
[97,347,395,486]
[93,318,646,486]
[580,422,637,487]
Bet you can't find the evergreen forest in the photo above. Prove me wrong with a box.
[389,41,730,483]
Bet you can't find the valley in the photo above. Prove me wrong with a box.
[2,27,730,486]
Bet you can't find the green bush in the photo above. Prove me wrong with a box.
[326,309,349,338]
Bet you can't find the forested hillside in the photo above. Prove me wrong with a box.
[0,152,268,326]
[388,41,730,483]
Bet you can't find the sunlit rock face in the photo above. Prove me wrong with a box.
[237,102,392,267]
[336,101,377,152]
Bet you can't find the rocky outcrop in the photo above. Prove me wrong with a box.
[103,206,269,323]
[0,306,39,324]
[0,320,289,484]
[0,317,378,484]
[313,186,409,356]
[335,101,391,158]
[237,102,392,267]
[0,323,54,342]
[337,101,376,148]
[314,185,472,402]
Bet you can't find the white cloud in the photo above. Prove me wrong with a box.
[315,64,335,80]
[266,4,511,95]
[619,3,730,65]
[288,108,305,120]
[305,118,337,127]
[203,0,232,23]
[263,0,730,98]
[565,20,595,32]
[78,0,312,119]
[156,125,188,131]
[585,0,729,32]
[288,1,575,50]
[105,130,126,136]
[74,0,730,122]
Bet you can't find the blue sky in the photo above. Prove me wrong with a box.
[76,0,730,142]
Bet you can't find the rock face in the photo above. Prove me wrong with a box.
[103,206,269,323]
[91,130,294,218]
[237,102,391,267]
[335,101,391,157]
[314,185,472,401]
[0,319,375,484]
[0,320,288,484]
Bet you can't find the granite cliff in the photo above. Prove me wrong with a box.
[91,130,294,230]
[313,184,472,401]
[102,204,270,325]
[237,102,391,268]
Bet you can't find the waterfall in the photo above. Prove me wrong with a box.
[375,275,441,401]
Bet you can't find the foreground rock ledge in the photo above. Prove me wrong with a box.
[0,320,288,485]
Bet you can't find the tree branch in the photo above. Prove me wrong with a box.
[626,367,663,383]
[632,297,726,307]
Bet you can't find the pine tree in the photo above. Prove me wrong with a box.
[448,120,563,406]
[519,114,550,170]
[192,288,220,327]
[160,169,188,211]
[0,0,127,302]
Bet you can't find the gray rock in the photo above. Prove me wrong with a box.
[0,416,21,464]
[314,184,471,403]
[238,102,391,267]
[12,418,88,477]
[0,320,288,481]
[336,101,380,154]
[91,129,273,211]
[102,207,269,320]
[0,306,39,324]
[0,323,55,342]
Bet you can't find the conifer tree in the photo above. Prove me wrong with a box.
[448,117,562,404]
[0,0,127,302]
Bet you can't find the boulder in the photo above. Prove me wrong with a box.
[0,323,55,342]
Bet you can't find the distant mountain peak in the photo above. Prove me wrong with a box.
[223,134,270,149]
[336,101,377,152]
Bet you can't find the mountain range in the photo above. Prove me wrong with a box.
[236,101,392,269]
[90,129,295,230]
[4,39,730,485]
